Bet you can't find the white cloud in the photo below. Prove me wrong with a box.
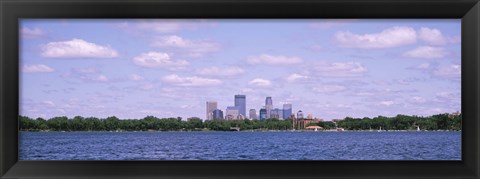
[21,27,45,39]
[403,46,448,59]
[410,96,427,103]
[414,63,431,70]
[432,64,461,80]
[286,73,309,82]
[355,92,375,96]
[94,75,109,82]
[42,100,55,107]
[161,74,222,87]
[151,35,220,57]
[380,100,395,106]
[334,26,416,48]
[196,66,244,76]
[418,27,461,45]
[435,91,456,99]
[312,85,347,93]
[313,62,367,77]
[418,27,447,45]
[129,74,145,81]
[119,20,213,34]
[133,52,189,68]
[180,105,192,109]
[248,78,272,87]
[22,64,55,73]
[247,54,302,65]
[41,39,118,58]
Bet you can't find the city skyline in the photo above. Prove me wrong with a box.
[206,95,294,120]
[20,19,461,120]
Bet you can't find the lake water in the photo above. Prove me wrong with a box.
[19,131,461,160]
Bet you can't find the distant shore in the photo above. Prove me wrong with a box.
[19,129,461,132]
[18,113,463,132]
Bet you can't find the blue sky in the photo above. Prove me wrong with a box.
[20,19,461,120]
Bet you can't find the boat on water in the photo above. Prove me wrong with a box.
[378,126,384,132]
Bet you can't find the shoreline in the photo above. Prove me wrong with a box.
[19,130,462,133]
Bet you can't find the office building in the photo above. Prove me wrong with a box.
[249,109,257,119]
[212,109,224,120]
[206,101,218,120]
[265,97,273,118]
[236,114,245,120]
[259,108,267,120]
[297,110,304,119]
[234,95,246,117]
[271,108,282,119]
[283,103,292,119]
[225,106,240,120]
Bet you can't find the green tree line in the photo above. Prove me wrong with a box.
[19,116,293,132]
[334,113,461,131]
[19,112,461,132]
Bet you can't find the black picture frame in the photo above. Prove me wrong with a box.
[1,0,479,178]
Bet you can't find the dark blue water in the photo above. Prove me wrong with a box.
[19,131,461,160]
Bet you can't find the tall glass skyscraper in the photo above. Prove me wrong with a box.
[234,95,246,117]
[206,101,218,120]
[212,109,224,120]
[265,97,273,119]
[271,108,282,119]
[259,108,267,120]
[283,103,292,119]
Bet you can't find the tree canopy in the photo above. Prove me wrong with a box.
[19,112,461,132]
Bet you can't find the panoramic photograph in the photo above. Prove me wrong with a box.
[19,19,461,160]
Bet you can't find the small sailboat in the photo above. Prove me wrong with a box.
[417,125,420,131]
[378,126,383,132]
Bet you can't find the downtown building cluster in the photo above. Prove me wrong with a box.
[206,95,298,121]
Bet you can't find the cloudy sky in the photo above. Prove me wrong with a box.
[20,19,461,120]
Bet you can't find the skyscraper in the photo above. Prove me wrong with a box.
[206,101,218,120]
[259,108,267,120]
[225,106,240,120]
[249,109,257,119]
[234,94,246,117]
[265,97,273,119]
[212,109,224,120]
[271,108,282,119]
[283,103,292,119]
[297,110,304,119]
